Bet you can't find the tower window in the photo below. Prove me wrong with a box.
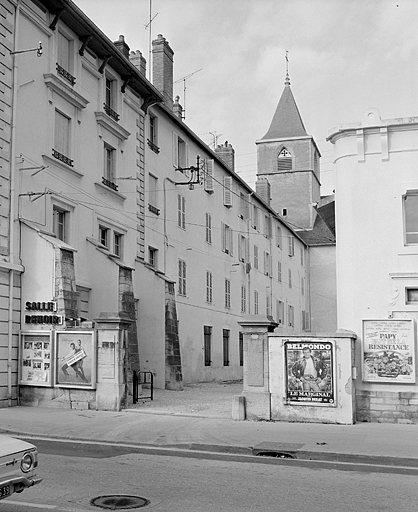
[278,147,292,171]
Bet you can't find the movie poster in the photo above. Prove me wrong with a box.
[55,331,96,388]
[362,319,415,383]
[19,332,53,386]
[284,340,335,406]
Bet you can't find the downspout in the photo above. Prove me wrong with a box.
[8,0,21,406]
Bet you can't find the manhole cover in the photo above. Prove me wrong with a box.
[90,495,150,510]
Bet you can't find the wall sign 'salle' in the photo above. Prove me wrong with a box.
[24,301,63,325]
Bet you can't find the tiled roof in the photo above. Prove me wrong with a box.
[261,85,308,140]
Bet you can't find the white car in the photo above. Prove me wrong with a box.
[0,435,42,500]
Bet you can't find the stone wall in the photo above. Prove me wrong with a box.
[356,390,418,424]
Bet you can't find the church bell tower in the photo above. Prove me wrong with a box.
[256,58,321,230]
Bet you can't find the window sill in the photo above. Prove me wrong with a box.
[44,73,89,110]
[42,154,84,178]
[95,112,130,141]
[94,181,126,201]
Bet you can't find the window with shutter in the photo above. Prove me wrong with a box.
[177,194,186,229]
[206,271,213,303]
[178,259,186,296]
[241,285,246,313]
[288,235,295,256]
[221,223,233,255]
[276,225,282,248]
[205,213,212,244]
[223,176,232,207]
[204,159,214,193]
[239,235,247,262]
[225,278,231,308]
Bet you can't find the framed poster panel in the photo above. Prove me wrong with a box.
[54,331,96,389]
[362,319,416,383]
[19,331,53,387]
[284,339,336,406]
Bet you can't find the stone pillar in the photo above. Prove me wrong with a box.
[238,315,278,420]
[95,313,132,411]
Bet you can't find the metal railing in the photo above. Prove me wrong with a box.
[132,371,154,404]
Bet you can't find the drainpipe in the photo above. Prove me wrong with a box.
[8,0,21,406]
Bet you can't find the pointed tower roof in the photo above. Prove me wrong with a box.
[261,78,308,140]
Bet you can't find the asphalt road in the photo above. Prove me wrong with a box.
[2,438,418,512]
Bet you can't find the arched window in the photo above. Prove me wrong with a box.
[278,147,292,171]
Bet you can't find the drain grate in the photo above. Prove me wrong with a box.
[255,451,295,458]
[90,495,150,510]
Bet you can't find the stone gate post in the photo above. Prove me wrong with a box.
[95,313,132,411]
[238,316,278,420]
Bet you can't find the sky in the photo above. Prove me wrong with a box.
[74,0,418,195]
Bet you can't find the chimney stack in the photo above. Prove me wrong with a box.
[255,178,271,207]
[129,50,146,77]
[152,34,174,110]
[215,141,235,172]
[114,35,130,59]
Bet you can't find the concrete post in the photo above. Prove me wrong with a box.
[95,313,132,411]
[238,315,278,420]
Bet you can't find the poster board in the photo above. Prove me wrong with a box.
[19,331,53,386]
[362,319,415,383]
[54,331,96,389]
[284,339,336,406]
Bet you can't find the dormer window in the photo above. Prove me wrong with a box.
[278,147,292,171]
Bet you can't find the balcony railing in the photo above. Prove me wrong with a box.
[56,63,76,85]
[102,176,118,192]
[147,138,160,154]
[52,148,74,167]
[103,103,120,122]
[148,204,160,215]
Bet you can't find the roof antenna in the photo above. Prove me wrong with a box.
[285,50,290,86]
[145,0,159,81]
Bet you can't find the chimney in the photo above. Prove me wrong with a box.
[255,178,271,207]
[215,141,235,172]
[114,35,130,59]
[173,96,183,119]
[152,34,174,110]
[129,50,146,77]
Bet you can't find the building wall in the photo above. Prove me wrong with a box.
[309,245,337,333]
[9,0,162,405]
[9,1,314,400]
[144,103,310,385]
[329,109,418,422]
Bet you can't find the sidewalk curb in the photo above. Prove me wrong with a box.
[2,428,418,469]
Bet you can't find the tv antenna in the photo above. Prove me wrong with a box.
[174,68,203,120]
[209,131,222,148]
[144,0,158,80]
